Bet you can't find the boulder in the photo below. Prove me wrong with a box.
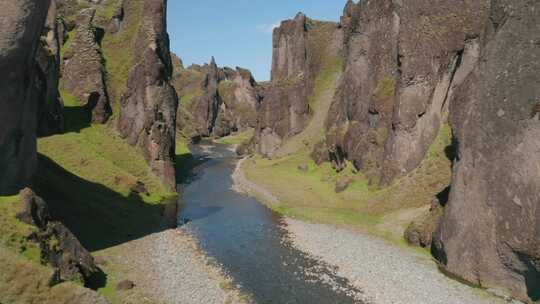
[404,198,443,248]
[116,280,135,291]
[17,188,98,284]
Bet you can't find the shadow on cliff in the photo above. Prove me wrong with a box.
[62,104,92,134]
[175,151,208,184]
[33,154,173,252]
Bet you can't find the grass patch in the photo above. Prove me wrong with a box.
[0,195,41,264]
[243,123,453,245]
[36,90,176,301]
[101,0,144,115]
[173,68,206,109]
[0,246,105,303]
[214,129,254,146]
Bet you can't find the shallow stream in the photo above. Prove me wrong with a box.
[178,142,363,304]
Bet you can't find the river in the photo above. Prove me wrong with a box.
[178,142,363,304]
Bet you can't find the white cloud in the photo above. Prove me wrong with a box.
[256,22,281,34]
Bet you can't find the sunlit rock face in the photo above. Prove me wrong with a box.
[117,0,178,190]
[253,13,343,157]
[322,0,487,184]
[172,55,260,140]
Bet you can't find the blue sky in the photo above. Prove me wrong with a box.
[167,1,348,81]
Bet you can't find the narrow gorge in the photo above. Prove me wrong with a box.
[0,0,538,303]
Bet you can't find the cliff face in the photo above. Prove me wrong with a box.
[253,13,343,157]
[322,0,487,184]
[172,57,260,139]
[117,0,178,190]
[36,0,65,137]
[62,6,111,124]
[433,1,540,301]
[0,0,52,195]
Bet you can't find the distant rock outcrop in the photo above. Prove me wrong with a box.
[433,1,540,301]
[0,0,52,195]
[252,13,343,157]
[117,0,178,190]
[172,56,260,139]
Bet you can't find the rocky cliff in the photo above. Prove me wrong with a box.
[61,6,111,124]
[252,13,343,157]
[0,0,52,195]
[318,0,487,185]
[433,1,540,301]
[117,0,178,190]
[36,0,65,137]
[172,56,260,139]
[248,1,539,301]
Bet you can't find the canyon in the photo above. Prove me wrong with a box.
[0,0,538,303]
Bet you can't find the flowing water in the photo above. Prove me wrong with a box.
[178,142,364,304]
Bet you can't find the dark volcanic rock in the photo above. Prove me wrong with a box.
[117,0,178,191]
[36,0,64,137]
[18,188,98,284]
[433,1,540,302]
[62,7,111,123]
[324,0,487,185]
[0,0,52,195]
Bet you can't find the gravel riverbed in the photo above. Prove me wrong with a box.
[154,229,248,304]
[232,157,506,304]
[285,218,504,304]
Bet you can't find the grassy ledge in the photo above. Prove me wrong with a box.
[34,90,176,302]
[214,129,254,146]
[241,124,453,250]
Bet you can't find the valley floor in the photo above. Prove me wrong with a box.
[233,158,507,304]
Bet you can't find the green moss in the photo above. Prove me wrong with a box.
[175,69,206,108]
[374,75,395,105]
[180,92,197,108]
[0,195,41,264]
[93,0,124,27]
[59,30,74,60]
[101,0,145,116]
[218,80,236,105]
